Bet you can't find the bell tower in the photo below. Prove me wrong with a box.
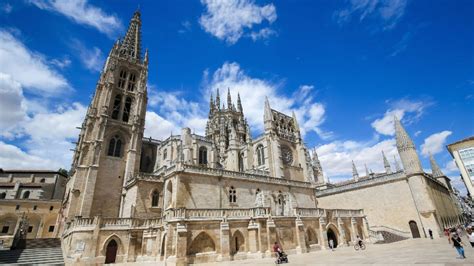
[65,11,148,220]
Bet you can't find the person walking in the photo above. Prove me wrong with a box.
[468,228,474,247]
[428,229,433,239]
[329,239,334,251]
[444,228,451,244]
[451,232,466,259]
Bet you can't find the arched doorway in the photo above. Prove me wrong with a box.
[160,234,166,259]
[188,232,216,255]
[105,240,118,264]
[409,221,420,238]
[327,228,338,248]
[231,230,245,255]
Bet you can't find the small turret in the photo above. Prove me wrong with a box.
[382,150,392,174]
[429,153,445,178]
[365,164,369,177]
[394,116,422,174]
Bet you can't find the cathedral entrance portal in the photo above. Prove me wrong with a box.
[105,240,118,264]
[327,228,338,248]
[409,220,421,238]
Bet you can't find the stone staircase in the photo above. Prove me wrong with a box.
[369,226,411,244]
[0,238,64,265]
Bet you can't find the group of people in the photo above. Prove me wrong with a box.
[444,225,474,259]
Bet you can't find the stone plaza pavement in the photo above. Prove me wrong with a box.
[201,237,474,265]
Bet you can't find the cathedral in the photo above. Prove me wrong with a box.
[56,11,463,265]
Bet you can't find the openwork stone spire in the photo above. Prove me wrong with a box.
[120,11,142,60]
[382,150,392,174]
[430,154,445,178]
[394,116,422,174]
[227,88,232,110]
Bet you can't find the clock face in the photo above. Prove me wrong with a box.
[281,146,293,165]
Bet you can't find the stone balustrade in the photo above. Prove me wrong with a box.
[164,207,271,221]
[333,209,364,218]
[63,217,162,237]
[293,207,326,217]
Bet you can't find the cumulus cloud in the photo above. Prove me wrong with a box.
[420,130,452,157]
[0,73,27,138]
[316,138,400,181]
[28,0,122,37]
[0,141,60,170]
[0,102,86,170]
[199,0,277,44]
[334,0,407,30]
[371,99,431,136]
[70,39,104,72]
[0,29,69,94]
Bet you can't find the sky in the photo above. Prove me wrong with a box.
[0,0,473,194]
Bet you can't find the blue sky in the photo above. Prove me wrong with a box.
[0,0,473,193]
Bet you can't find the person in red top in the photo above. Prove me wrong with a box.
[273,242,282,258]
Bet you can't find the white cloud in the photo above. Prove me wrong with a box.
[0,99,86,170]
[71,39,104,72]
[178,20,192,34]
[0,29,69,94]
[0,141,59,170]
[199,0,277,44]
[334,0,407,30]
[250,27,277,42]
[420,130,452,157]
[316,138,400,180]
[1,3,13,14]
[29,0,122,37]
[0,73,27,138]
[50,57,71,69]
[371,99,431,136]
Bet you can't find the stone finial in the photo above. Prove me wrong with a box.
[352,160,359,180]
[237,93,243,113]
[215,89,220,109]
[264,96,272,122]
[393,155,402,172]
[365,163,369,177]
[382,150,392,174]
[429,153,445,178]
[227,88,232,110]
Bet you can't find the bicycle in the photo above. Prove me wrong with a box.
[354,241,366,251]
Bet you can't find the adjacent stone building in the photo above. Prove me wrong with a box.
[0,170,68,249]
[447,136,474,198]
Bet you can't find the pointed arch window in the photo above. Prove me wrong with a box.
[111,95,122,120]
[256,145,265,166]
[122,97,132,122]
[199,147,208,165]
[229,186,236,203]
[127,73,136,91]
[0,192,6,199]
[163,149,168,160]
[108,135,123,157]
[151,190,159,207]
[118,70,127,89]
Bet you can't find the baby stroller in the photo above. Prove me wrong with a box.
[275,249,289,264]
